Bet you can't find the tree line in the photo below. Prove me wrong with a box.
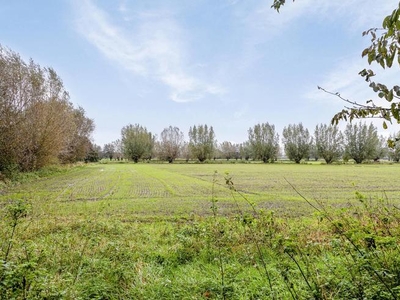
[0,45,95,178]
[101,122,400,164]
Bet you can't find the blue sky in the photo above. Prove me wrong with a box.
[1,0,399,146]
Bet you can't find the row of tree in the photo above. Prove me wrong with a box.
[101,122,400,164]
[0,45,95,177]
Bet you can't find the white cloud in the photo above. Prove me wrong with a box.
[72,0,224,103]
[305,53,400,106]
[250,0,397,34]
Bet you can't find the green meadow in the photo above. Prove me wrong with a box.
[1,162,400,299]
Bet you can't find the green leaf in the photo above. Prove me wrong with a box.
[387,90,394,102]
[383,121,388,129]
[378,92,385,98]
[392,103,400,121]
[383,16,390,28]
[368,51,375,64]
[386,55,393,68]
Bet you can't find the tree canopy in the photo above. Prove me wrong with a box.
[314,124,343,164]
[248,123,280,163]
[0,45,94,176]
[121,124,154,163]
[343,122,379,164]
[188,125,216,162]
[282,123,312,163]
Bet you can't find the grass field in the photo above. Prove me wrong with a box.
[1,162,400,299]
[3,162,400,218]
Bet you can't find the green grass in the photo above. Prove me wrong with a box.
[3,163,400,219]
[1,162,400,299]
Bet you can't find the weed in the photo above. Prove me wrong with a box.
[0,163,400,298]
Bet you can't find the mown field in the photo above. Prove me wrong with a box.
[1,162,400,299]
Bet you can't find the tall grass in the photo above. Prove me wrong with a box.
[1,163,400,298]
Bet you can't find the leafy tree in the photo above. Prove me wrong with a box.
[239,142,252,161]
[220,141,237,160]
[188,125,216,162]
[375,135,389,161]
[233,143,241,160]
[308,141,319,161]
[59,106,95,163]
[388,132,400,162]
[282,123,312,163]
[121,124,154,163]
[331,4,400,133]
[271,2,400,143]
[103,143,116,160]
[0,45,94,175]
[343,122,379,164]
[314,124,344,164]
[158,126,184,163]
[248,123,280,163]
[85,143,100,162]
[21,96,75,170]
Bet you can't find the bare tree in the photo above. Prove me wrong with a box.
[220,141,237,160]
[158,126,184,163]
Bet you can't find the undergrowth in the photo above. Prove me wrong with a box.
[0,164,85,188]
[1,169,400,299]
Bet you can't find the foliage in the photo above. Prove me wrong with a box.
[239,142,252,161]
[271,0,291,12]
[58,107,95,163]
[332,4,400,131]
[271,2,400,137]
[376,135,390,160]
[388,131,400,161]
[188,124,216,162]
[0,45,94,177]
[2,164,400,298]
[248,123,280,163]
[343,122,379,164]
[314,124,344,164]
[121,124,154,163]
[219,141,238,160]
[103,142,116,160]
[308,141,319,161]
[157,126,184,163]
[282,123,312,163]
[85,143,100,163]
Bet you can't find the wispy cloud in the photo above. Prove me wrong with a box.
[72,0,225,103]
[282,1,400,106]
[305,54,400,110]
[249,0,396,35]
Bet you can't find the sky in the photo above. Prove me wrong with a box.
[1,0,399,146]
